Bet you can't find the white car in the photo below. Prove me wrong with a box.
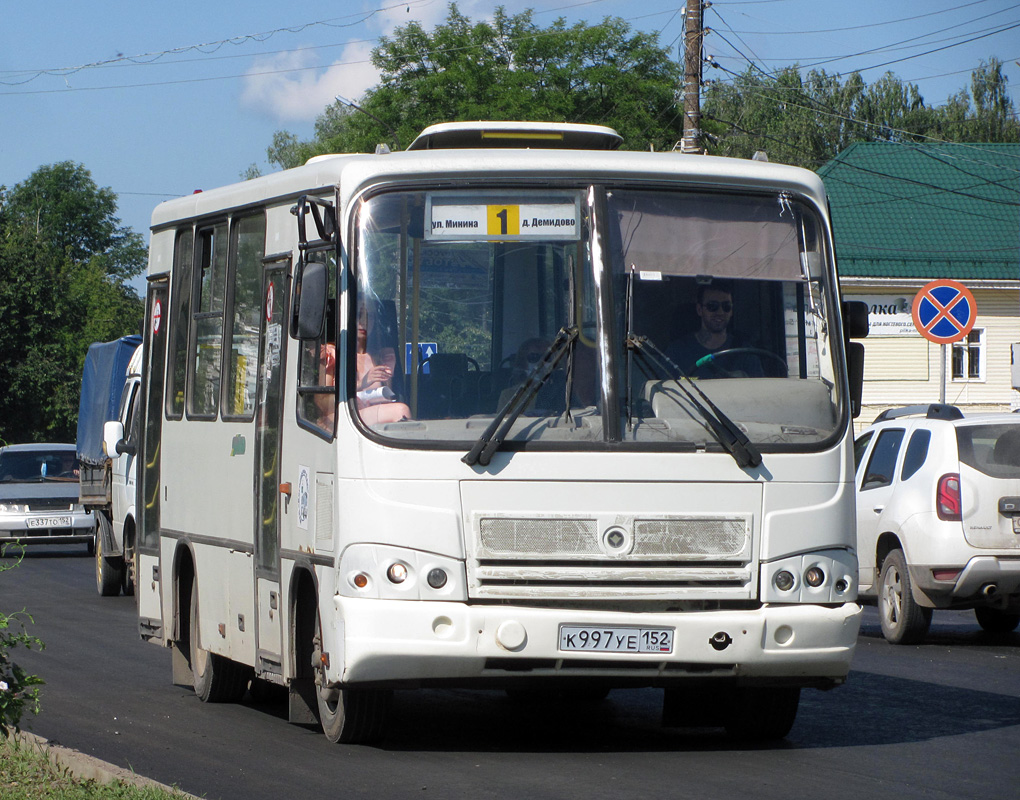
[854,404,1020,643]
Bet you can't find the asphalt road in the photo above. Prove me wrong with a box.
[3,544,1019,800]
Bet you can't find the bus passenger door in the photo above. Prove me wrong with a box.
[253,260,288,673]
[138,278,168,642]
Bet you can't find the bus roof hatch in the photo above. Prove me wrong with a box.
[406,121,623,151]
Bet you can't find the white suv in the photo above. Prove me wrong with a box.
[854,404,1020,643]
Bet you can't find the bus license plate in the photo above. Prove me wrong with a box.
[559,625,674,654]
[27,516,71,528]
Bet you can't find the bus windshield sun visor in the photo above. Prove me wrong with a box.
[462,326,579,467]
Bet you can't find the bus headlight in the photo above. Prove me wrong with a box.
[427,568,448,589]
[804,566,826,587]
[338,544,466,601]
[774,570,796,592]
[762,549,857,604]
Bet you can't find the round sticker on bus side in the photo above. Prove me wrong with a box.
[266,282,274,322]
[152,299,162,336]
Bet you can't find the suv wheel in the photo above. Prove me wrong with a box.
[974,606,1020,633]
[879,549,932,644]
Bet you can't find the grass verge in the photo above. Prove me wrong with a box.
[0,737,191,800]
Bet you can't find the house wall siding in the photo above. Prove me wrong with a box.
[846,285,1020,431]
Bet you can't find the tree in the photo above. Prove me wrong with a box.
[266,4,683,168]
[703,61,1018,169]
[0,163,145,443]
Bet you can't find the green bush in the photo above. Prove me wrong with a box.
[1,543,45,737]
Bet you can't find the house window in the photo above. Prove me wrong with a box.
[952,329,984,381]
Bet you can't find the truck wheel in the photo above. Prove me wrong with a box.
[95,514,124,597]
[878,549,932,644]
[189,582,251,703]
[312,615,391,743]
[723,687,800,741]
[974,607,1020,633]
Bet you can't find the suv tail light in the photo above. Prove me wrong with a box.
[937,473,962,521]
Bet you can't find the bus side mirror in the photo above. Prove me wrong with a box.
[843,301,869,339]
[846,342,865,419]
[293,258,327,340]
[842,301,868,419]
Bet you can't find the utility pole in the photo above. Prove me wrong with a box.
[681,0,706,154]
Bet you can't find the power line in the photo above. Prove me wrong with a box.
[0,1,435,87]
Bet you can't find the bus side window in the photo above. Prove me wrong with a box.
[223,215,265,420]
[189,222,228,418]
[166,228,194,420]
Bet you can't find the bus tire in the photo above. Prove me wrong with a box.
[313,616,391,744]
[974,606,1020,633]
[189,582,251,703]
[95,514,124,597]
[723,687,800,741]
[878,549,931,644]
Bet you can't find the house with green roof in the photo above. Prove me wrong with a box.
[818,141,1020,423]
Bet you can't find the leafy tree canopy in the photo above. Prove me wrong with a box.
[266,4,683,168]
[258,2,1016,174]
[702,58,1018,168]
[0,162,145,443]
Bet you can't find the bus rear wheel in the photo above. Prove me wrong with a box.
[189,582,251,703]
[312,616,391,744]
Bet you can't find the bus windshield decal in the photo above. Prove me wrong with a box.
[425,192,581,242]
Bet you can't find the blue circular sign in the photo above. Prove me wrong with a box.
[911,279,977,344]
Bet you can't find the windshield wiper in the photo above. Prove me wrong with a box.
[463,326,579,467]
[626,334,762,468]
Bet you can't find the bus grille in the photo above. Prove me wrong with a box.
[471,515,754,600]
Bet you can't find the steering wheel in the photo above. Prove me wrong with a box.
[695,347,788,378]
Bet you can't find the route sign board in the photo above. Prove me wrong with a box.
[911,279,977,345]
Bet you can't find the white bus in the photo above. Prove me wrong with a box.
[136,121,868,743]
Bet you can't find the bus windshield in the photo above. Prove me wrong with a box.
[351,186,843,451]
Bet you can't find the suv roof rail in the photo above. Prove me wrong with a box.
[873,404,964,423]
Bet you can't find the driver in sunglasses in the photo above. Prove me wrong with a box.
[666,280,764,379]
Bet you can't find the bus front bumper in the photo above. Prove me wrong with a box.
[329,597,861,688]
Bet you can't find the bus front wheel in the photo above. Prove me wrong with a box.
[312,616,391,744]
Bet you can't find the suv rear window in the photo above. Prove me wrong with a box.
[957,424,1020,479]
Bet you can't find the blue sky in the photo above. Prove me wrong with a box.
[3,0,1017,293]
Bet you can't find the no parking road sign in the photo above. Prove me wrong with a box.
[911,279,977,345]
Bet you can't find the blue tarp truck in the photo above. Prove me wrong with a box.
[76,334,142,596]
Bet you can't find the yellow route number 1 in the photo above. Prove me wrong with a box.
[487,205,520,237]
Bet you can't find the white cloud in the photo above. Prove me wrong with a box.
[240,0,495,122]
[241,43,380,122]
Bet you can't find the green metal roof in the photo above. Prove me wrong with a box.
[817,142,1019,280]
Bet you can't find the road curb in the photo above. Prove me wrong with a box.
[13,730,199,798]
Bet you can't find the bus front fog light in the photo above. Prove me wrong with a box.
[427,568,448,589]
[352,572,369,589]
[805,566,825,587]
[774,570,795,591]
[835,577,849,593]
[387,563,408,584]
